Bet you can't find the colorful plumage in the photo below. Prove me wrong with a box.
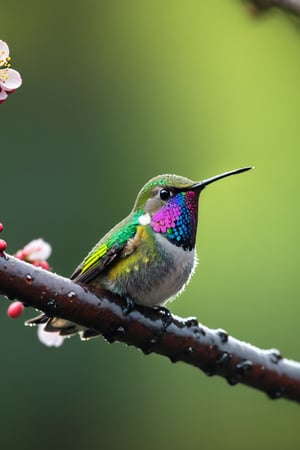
[27,167,252,343]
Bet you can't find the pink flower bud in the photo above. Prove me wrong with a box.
[0,239,7,251]
[7,301,24,318]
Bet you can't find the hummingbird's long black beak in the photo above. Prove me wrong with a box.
[191,166,253,192]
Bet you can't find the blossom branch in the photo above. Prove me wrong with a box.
[1,252,300,404]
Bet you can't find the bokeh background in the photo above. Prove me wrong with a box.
[1,1,300,449]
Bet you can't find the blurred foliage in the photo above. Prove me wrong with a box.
[1,1,300,449]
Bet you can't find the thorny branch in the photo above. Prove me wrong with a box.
[0,252,300,404]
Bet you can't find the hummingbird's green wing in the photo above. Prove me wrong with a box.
[25,221,137,333]
[70,219,137,285]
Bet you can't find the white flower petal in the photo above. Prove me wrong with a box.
[37,325,65,347]
[0,41,9,64]
[0,68,8,88]
[3,68,22,90]
[23,238,52,261]
[0,88,8,102]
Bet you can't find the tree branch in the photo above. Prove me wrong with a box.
[1,252,300,404]
[246,0,300,16]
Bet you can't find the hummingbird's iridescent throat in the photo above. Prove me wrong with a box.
[150,190,198,251]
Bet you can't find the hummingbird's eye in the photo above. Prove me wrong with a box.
[159,188,171,201]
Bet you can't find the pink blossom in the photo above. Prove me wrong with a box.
[0,40,22,104]
[8,239,52,323]
[15,238,52,262]
[4,233,54,340]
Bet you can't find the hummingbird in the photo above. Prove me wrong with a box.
[27,166,252,342]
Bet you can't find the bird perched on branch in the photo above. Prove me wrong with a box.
[27,167,252,344]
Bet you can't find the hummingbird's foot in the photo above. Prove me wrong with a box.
[122,296,136,315]
[156,305,171,315]
[156,306,173,331]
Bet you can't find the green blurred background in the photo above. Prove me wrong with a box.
[1,1,300,449]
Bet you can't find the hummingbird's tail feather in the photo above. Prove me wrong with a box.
[26,313,100,344]
[26,314,80,335]
[43,317,79,334]
[25,313,49,326]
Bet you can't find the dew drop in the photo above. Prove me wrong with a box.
[149,336,160,345]
[185,346,195,354]
[25,273,33,284]
[46,298,57,311]
[67,291,76,299]
[116,325,126,334]
[259,365,266,379]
